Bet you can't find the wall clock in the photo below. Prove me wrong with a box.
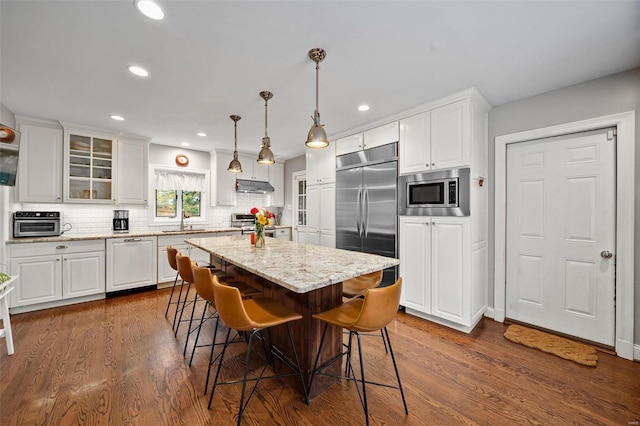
[175,154,189,167]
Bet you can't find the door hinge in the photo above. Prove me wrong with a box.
[607,129,617,140]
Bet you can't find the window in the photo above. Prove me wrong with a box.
[150,167,208,224]
[297,179,307,226]
[155,190,201,218]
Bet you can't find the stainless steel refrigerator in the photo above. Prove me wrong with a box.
[336,143,398,287]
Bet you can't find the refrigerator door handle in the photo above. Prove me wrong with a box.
[356,184,363,237]
[364,184,370,237]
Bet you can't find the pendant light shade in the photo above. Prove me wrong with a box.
[227,115,243,173]
[257,91,275,165]
[305,48,329,149]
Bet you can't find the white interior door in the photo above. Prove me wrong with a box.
[506,128,616,346]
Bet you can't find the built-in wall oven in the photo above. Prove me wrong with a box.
[399,167,470,216]
[13,211,62,238]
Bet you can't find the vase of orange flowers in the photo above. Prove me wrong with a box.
[250,207,273,248]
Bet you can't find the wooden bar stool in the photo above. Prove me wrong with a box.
[208,275,309,424]
[309,277,407,425]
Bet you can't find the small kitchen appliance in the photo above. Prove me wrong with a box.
[399,167,470,216]
[113,210,129,233]
[13,211,61,238]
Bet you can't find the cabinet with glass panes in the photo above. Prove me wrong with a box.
[64,128,116,203]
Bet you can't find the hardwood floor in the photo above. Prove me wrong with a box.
[1,288,639,425]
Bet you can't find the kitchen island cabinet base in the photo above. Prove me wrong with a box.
[224,262,343,399]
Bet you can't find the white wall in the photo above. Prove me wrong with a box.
[488,67,640,342]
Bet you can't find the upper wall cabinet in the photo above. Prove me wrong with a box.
[116,136,149,205]
[15,117,63,203]
[237,154,269,181]
[62,124,118,203]
[399,91,489,175]
[335,122,399,157]
[214,151,237,206]
[266,162,284,207]
[306,143,335,184]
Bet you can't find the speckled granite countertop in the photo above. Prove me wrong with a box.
[5,226,293,244]
[6,227,243,244]
[185,235,399,294]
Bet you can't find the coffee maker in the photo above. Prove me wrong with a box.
[113,210,129,233]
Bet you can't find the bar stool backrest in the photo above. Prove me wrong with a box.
[192,265,216,305]
[352,277,402,333]
[167,246,179,272]
[176,253,196,284]
[211,275,255,331]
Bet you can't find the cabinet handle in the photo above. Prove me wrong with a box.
[425,222,430,226]
[56,258,61,262]
[124,238,142,242]
[432,163,435,167]
[56,245,68,249]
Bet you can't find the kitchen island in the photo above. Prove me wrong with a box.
[185,235,399,398]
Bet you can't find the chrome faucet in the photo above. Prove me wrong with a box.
[181,211,191,230]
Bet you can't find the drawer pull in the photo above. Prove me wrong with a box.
[124,238,142,242]
[56,245,68,249]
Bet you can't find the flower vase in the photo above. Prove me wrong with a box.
[255,228,265,248]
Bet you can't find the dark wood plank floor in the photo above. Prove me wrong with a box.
[1,288,639,425]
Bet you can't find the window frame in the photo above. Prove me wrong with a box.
[148,164,209,227]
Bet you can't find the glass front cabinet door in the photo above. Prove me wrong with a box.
[64,127,117,203]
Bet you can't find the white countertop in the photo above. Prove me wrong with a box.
[185,235,399,294]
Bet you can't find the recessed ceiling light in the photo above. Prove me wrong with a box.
[181,142,190,147]
[358,104,370,112]
[128,65,149,77]
[135,0,164,20]
[196,132,206,137]
[110,115,125,121]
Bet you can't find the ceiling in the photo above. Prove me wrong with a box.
[1,1,639,162]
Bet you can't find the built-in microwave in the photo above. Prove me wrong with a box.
[399,168,470,216]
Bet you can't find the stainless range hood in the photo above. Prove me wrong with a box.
[235,179,274,194]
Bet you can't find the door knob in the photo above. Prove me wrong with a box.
[601,250,613,259]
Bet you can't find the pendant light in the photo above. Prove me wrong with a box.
[305,48,329,148]
[227,115,243,173]
[257,91,275,164]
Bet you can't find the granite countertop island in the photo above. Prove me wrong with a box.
[185,235,399,293]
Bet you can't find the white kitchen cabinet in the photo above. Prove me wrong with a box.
[15,118,63,203]
[335,123,398,157]
[63,251,106,298]
[335,133,363,156]
[274,227,291,241]
[399,92,489,175]
[266,162,284,207]
[399,216,483,332]
[363,122,399,150]
[399,112,431,175]
[10,254,61,307]
[430,100,469,171]
[9,240,106,311]
[306,183,335,248]
[116,135,149,205]
[62,124,118,203]
[215,151,237,206]
[306,143,335,184]
[237,154,269,181]
[106,236,157,292]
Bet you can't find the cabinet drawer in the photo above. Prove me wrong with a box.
[10,239,105,258]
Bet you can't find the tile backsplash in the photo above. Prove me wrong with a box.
[18,193,281,235]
